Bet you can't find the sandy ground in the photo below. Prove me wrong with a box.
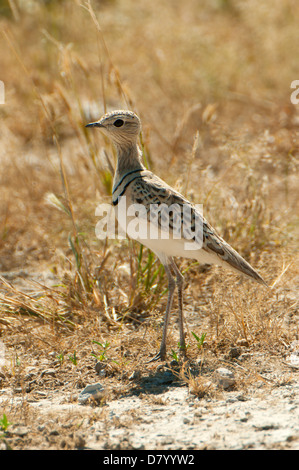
[0,268,298,451]
[0,348,298,450]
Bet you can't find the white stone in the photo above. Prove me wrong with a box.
[78,383,105,404]
[215,368,236,389]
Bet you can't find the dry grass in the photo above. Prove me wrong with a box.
[0,0,298,449]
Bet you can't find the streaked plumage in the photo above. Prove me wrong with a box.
[86,110,267,361]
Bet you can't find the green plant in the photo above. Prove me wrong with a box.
[191,331,207,350]
[0,413,12,433]
[135,245,167,304]
[171,341,190,362]
[56,352,64,364]
[170,349,179,362]
[91,340,110,362]
[68,351,78,366]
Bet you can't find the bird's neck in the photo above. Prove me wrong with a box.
[114,142,145,178]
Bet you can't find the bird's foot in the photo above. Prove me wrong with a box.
[146,348,166,363]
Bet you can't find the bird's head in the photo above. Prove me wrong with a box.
[85,110,141,147]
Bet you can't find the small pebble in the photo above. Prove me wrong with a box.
[229,347,241,358]
[78,383,105,404]
[41,368,56,377]
[95,362,106,377]
[215,368,235,389]
[11,426,29,437]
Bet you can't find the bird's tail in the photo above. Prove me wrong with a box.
[216,242,268,286]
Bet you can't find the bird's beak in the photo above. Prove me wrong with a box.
[85,121,104,128]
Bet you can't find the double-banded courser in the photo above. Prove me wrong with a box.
[86,110,267,361]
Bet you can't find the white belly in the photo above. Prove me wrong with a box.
[115,205,222,266]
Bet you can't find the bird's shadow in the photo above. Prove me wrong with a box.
[127,361,199,396]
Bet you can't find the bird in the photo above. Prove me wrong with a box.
[86,109,267,361]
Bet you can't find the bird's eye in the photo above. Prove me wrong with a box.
[113,119,124,127]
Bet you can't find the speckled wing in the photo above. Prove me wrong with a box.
[118,171,267,285]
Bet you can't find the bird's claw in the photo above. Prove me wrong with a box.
[146,350,166,363]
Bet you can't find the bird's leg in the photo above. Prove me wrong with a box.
[148,262,176,362]
[170,259,186,359]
